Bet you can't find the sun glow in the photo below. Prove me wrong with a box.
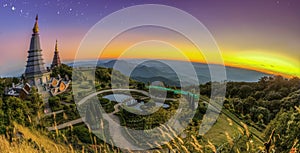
[77,26,299,78]
[224,51,300,78]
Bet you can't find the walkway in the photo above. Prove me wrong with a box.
[47,88,177,150]
[46,89,149,131]
[77,88,176,106]
[43,110,64,117]
[47,117,85,131]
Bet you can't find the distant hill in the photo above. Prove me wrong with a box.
[2,59,270,85]
[96,59,270,86]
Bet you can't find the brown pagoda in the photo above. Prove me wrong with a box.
[51,40,62,68]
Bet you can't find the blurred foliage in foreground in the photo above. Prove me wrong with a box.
[0,65,299,152]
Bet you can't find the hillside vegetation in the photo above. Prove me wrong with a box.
[0,65,299,152]
[200,76,300,152]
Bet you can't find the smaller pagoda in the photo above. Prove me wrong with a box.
[51,40,62,68]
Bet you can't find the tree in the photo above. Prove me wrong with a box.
[253,91,265,100]
[26,87,43,116]
[265,108,300,152]
[51,64,72,78]
[200,82,211,97]
[265,91,283,101]
[4,97,28,125]
[137,82,145,90]
[238,85,253,99]
[244,96,256,107]
[48,96,62,111]
[228,86,239,98]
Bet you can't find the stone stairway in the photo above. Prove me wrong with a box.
[36,84,52,114]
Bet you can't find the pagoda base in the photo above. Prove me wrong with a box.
[25,72,51,87]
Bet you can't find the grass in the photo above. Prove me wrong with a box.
[221,107,265,143]
[199,96,265,144]
[203,113,242,145]
[203,113,264,152]
[0,123,71,153]
[0,135,41,153]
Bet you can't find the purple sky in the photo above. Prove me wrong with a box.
[0,0,299,76]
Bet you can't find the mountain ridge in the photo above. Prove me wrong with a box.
[1,59,270,84]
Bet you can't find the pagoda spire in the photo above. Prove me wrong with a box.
[55,40,58,52]
[33,15,39,34]
[51,40,62,68]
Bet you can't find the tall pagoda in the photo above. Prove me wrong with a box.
[24,15,50,86]
[51,40,62,68]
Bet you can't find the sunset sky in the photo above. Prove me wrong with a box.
[0,0,299,77]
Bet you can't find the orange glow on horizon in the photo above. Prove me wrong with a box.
[96,46,300,78]
[58,27,299,79]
